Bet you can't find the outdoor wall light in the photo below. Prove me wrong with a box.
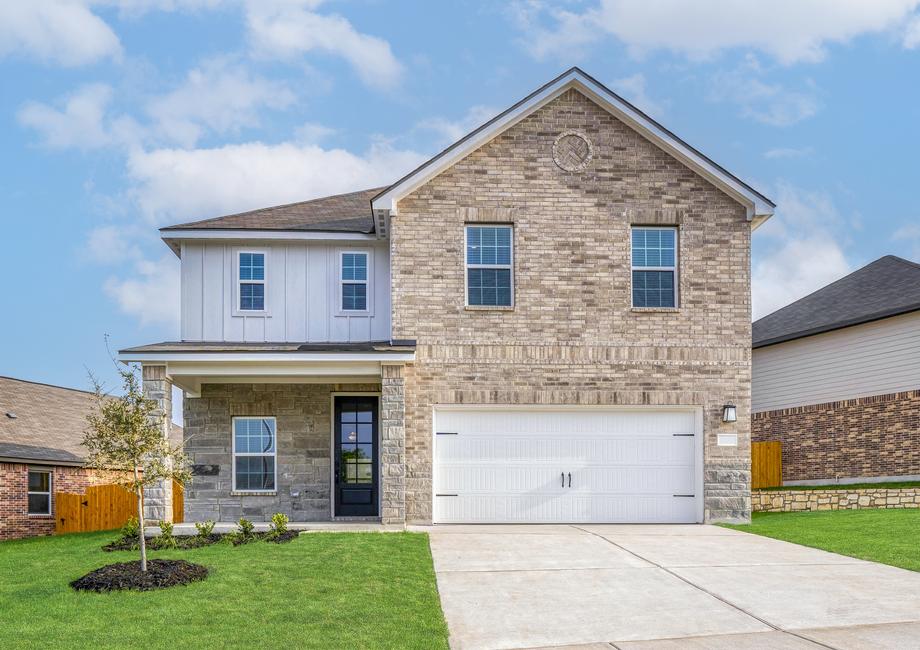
[722,404,737,423]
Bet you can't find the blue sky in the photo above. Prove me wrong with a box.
[3,1,920,420]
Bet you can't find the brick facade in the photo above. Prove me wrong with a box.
[182,382,380,522]
[0,463,111,541]
[391,89,753,524]
[752,390,920,482]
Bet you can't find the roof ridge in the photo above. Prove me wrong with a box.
[885,254,920,270]
[0,375,95,397]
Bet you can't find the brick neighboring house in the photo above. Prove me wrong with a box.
[752,255,920,484]
[0,376,181,541]
[120,68,774,525]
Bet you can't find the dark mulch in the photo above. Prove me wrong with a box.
[71,559,208,592]
[103,531,298,552]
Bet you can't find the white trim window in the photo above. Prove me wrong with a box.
[340,251,369,311]
[631,227,678,308]
[232,417,277,492]
[465,225,513,307]
[27,470,52,515]
[238,251,266,311]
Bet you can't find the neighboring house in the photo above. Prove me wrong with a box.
[119,68,774,525]
[0,376,181,541]
[752,255,920,485]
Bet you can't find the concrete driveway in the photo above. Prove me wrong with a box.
[415,524,920,650]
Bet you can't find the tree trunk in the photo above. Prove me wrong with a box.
[135,467,147,573]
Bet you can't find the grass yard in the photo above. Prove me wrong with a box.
[722,509,920,572]
[0,530,449,649]
[754,480,920,491]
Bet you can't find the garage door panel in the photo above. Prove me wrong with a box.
[433,408,701,524]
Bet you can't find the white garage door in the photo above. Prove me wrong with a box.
[433,408,702,524]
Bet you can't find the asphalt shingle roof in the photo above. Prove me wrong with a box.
[0,377,181,465]
[753,255,920,348]
[161,187,385,233]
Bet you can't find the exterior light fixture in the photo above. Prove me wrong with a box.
[722,404,737,423]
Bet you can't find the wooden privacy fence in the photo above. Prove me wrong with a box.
[752,441,783,489]
[172,479,184,524]
[55,484,137,534]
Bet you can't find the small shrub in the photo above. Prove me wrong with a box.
[270,512,289,535]
[154,520,177,549]
[195,520,215,538]
[237,517,255,539]
[119,517,140,542]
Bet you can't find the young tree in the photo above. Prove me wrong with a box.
[84,365,189,571]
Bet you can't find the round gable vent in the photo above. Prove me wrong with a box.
[553,130,593,172]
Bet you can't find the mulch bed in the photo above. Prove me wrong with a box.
[71,559,208,592]
[103,531,298,552]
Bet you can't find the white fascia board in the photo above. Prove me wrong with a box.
[372,69,774,221]
[161,229,378,243]
[118,351,415,363]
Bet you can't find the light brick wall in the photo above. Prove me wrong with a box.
[390,88,753,523]
[0,463,113,541]
[752,390,920,482]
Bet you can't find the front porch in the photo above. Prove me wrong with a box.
[118,340,414,525]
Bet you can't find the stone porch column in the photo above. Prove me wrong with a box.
[142,364,173,523]
[380,363,406,525]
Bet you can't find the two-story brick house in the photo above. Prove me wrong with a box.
[120,68,774,525]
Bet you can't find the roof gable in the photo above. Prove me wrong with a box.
[753,256,920,348]
[372,67,774,227]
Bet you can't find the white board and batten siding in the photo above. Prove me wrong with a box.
[180,241,391,343]
[753,310,920,413]
[433,407,704,524]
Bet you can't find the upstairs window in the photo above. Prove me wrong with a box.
[239,252,265,311]
[341,252,368,311]
[466,225,513,307]
[632,227,678,308]
[27,470,52,515]
[232,417,276,492]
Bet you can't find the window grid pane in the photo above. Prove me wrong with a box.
[466,226,513,306]
[341,253,368,281]
[632,270,676,308]
[468,268,512,306]
[239,253,265,281]
[240,283,265,310]
[233,418,276,491]
[466,226,511,266]
[342,283,367,310]
[631,228,676,269]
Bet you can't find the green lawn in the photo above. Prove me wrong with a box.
[0,531,449,649]
[755,480,920,491]
[722,509,920,572]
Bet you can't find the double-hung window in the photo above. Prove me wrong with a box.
[239,252,266,311]
[27,470,52,515]
[232,417,276,492]
[465,225,513,307]
[340,252,368,311]
[631,227,678,308]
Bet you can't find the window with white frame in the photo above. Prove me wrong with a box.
[238,252,265,311]
[27,470,52,515]
[631,227,678,308]
[340,252,368,311]
[232,417,276,492]
[465,225,513,307]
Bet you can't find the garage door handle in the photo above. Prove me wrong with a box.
[561,472,565,487]
[568,472,571,488]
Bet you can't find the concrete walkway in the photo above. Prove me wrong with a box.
[416,524,920,650]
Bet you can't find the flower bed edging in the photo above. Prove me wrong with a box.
[753,487,920,513]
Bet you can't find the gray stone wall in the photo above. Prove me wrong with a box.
[380,364,406,524]
[391,88,753,524]
[142,364,173,523]
[183,382,379,522]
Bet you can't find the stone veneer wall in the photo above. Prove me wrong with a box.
[0,463,115,541]
[182,382,380,522]
[390,88,753,524]
[142,364,173,522]
[752,390,920,482]
[753,487,920,512]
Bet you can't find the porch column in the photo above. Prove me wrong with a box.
[380,363,406,524]
[142,364,173,523]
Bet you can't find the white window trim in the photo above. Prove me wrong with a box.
[337,249,372,315]
[231,416,278,494]
[233,248,269,316]
[630,226,679,309]
[464,224,515,308]
[27,469,52,516]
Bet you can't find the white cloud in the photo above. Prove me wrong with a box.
[417,105,498,145]
[104,254,180,328]
[126,140,426,224]
[245,0,403,88]
[764,146,815,159]
[85,225,144,264]
[612,73,664,117]
[904,13,920,47]
[0,1,122,67]
[18,84,115,149]
[752,183,854,318]
[893,223,920,260]
[508,2,602,61]
[709,59,821,126]
[147,58,296,146]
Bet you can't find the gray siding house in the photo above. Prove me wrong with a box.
[121,68,774,525]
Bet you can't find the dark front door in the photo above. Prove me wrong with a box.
[334,396,379,517]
